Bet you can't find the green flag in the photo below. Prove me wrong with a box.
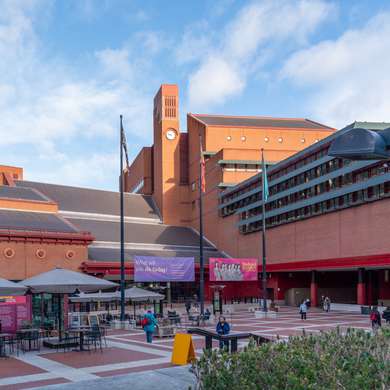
[262,150,269,203]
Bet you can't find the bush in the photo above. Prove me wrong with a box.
[191,328,390,390]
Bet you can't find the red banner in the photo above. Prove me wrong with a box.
[209,258,258,281]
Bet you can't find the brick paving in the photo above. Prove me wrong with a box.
[0,306,373,389]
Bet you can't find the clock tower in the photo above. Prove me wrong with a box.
[153,84,189,225]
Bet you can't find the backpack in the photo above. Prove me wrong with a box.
[141,317,151,327]
[370,312,377,321]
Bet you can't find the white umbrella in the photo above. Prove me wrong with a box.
[0,278,26,295]
[20,268,117,294]
[124,286,164,302]
[69,291,119,303]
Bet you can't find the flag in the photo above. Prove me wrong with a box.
[262,149,269,203]
[120,116,130,169]
[200,137,206,193]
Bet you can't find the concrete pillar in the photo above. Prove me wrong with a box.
[310,270,318,307]
[357,268,366,305]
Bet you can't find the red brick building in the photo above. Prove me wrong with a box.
[2,84,389,307]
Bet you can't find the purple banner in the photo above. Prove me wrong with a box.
[134,256,195,282]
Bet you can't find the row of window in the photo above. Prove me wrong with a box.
[220,147,330,205]
[239,183,390,234]
[220,161,389,219]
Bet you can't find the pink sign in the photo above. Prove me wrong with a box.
[209,258,258,282]
[0,296,31,333]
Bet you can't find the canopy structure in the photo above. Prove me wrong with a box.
[20,268,117,294]
[69,286,164,303]
[124,286,164,302]
[0,278,27,295]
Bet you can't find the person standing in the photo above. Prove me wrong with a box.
[382,306,390,324]
[370,307,381,331]
[299,300,308,320]
[142,310,157,343]
[216,316,230,350]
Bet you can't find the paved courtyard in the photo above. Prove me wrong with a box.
[0,306,373,389]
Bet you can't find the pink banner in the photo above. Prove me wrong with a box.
[209,258,258,281]
[0,296,31,333]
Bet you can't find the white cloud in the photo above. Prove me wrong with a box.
[282,12,390,127]
[0,0,153,189]
[26,153,118,189]
[188,57,244,108]
[186,0,334,109]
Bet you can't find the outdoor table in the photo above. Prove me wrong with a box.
[0,333,13,357]
[68,327,91,351]
[16,329,42,352]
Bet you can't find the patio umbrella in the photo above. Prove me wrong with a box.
[124,286,164,302]
[124,286,165,318]
[69,291,119,303]
[20,268,117,294]
[0,278,27,295]
[21,268,117,339]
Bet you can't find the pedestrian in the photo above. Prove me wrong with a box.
[142,310,157,343]
[370,306,382,331]
[299,300,308,320]
[216,316,230,350]
[305,298,311,309]
[185,298,191,315]
[320,295,325,309]
[382,306,390,324]
[324,296,331,312]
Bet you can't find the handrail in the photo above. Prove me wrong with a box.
[187,327,269,352]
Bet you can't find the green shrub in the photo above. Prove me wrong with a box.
[191,328,390,390]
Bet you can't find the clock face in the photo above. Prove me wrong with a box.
[166,129,177,140]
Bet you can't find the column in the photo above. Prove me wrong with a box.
[357,268,366,305]
[367,270,374,305]
[310,270,318,307]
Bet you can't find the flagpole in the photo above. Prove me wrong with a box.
[119,115,126,322]
[199,134,205,316]
[261,149,267,312]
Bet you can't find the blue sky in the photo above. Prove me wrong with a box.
[1,0,390,190]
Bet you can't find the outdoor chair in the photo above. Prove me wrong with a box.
[61,332,79,353]
[0,337,6,358]
[4,335,19,356]
[26,330,41,352]
[85,326,103,352]
[99,326,108,347]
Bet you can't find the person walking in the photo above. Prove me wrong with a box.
[382,306,390,324]
[324,296,331,312]
[142,310,157,343]
[216,316,230,350]
[185,299,192,315]
[370,306,382,331]
[299,300,308,320]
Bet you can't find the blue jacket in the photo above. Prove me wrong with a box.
[216,322,230,335]
[143,312,157,333]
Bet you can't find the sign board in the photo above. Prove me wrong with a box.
[88,314,99,328]
[134,256,195,282]
[171,333,196,365]
[209,258,258,281]
[0,296,31,332]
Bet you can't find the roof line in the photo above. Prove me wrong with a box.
[191,113,308,121]
[60,210,161,225]
[16,180,155,198]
